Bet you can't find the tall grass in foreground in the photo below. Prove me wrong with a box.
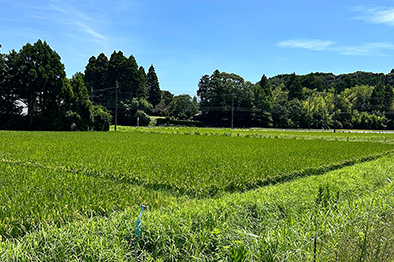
[1,154,393,261]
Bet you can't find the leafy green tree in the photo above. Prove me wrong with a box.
[301,74,324,91]
[165,94,199,119]
[61,78,78,130]
[135,110,150,126]
[287,98,308,128]
[63,73,113,131]
[85,51,149,125]
[335,75,356,93]
[332,92,354,128]
[14,40,66,130]
[253,74,271,108]
[371,82,385,111]
[124,55,142,100]
[162,90,174,105]
[342,85,373,112]
[122,97,153,125]
[383,84,393,110]
[196,74,210,106]
[303,92,334,129]
[0,40,114,131]
[197,70,253,127]
[251,74,272,126]
[0,50,24,129]
[84,53,109,104]
[271,84,290,127]
[351,111,388,129]
[259,74,271,98]
[123,97,153,115]
[146,65,161,106]
[137,66,148,98]
[288,75,304,100]
[106,51,126,89]
[114,54,145,102]
[91,105,112,131]
[69,73,92,130]
[153,90,174,116]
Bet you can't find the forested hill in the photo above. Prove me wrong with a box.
[268,70,394,91]
[197,69,394,129]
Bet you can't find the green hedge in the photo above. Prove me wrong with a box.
[156,118,204,127]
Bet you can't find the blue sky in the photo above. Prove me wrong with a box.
[2,0,394,95]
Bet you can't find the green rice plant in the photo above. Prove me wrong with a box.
[1,131,393,197]
[0,162,180,238]
[226,242,248,262]
[129,154,394,261]
[1,129,394,259]
[1,150,393,261]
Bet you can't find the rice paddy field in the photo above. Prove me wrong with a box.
[0,127,393,261]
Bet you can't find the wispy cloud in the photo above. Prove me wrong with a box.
[350,5,394,26]
[277,38,394,57]
[277,39,335,51]
[10,0,108,45]
[337,43,394,56]
[49,1,107,42]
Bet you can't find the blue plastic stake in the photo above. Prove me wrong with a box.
[135,205,146,237]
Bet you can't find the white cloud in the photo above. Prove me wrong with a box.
[351,5,394,26]
[277,38,394,57]
[49,1,107,43]
[336,43,394,56]
[277,39,335,51]
[5,0,108,46]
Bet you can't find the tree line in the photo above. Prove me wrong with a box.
[0,40,188,130]
[84,51,158,126]
[2,39,394,130]
[196,70,394,129]
[82,51,200,126]
[0,40,113,130]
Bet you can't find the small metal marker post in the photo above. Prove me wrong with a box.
[313,236,317,262]
[136,205,146,237]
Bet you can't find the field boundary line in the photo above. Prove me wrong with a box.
[117,127,394,143]
[1,150,394,198]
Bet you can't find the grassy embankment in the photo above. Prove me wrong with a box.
[113,125,394,143]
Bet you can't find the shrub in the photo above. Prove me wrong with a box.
[135,110,151,126]
[91,105,112,131]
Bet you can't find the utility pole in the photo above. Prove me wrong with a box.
[308,93,311,130]
[334,89,337,133]
[115,79,118,131]
[231,93,234,129]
